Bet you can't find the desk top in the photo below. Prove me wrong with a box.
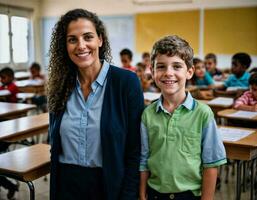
[0,102,36,119]
[0,144,50,176]
[220,126,257,148]
[219,125,257,160]
[0,113,49,142]
[14,71,30,81]
[218,109,257,122]
[0,90,11,97]
[15,80,44,87]
[199,97,234,108]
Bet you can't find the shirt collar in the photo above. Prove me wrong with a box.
[238,72,249,81]
[155,92,195,113]
[76,60,110,91]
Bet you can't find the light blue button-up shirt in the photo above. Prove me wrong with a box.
[59,61,109,167]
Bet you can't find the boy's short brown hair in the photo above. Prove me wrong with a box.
[151,35,194,69]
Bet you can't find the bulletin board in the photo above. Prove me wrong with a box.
[135,10,200,54]
[204,7,257,55]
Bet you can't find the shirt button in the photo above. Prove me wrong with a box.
[169,194,175,199]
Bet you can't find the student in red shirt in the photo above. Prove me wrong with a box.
[0,67,19,103]
[120,48,136,72]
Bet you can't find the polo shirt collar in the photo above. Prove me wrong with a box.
[156,92,195,113]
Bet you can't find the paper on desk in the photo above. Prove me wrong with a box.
[208,97,234,106]
[143,92,161,101]
[219,127,254,142]
[0,90,11,96]
[228,110,257,118]
[226,86,248,91]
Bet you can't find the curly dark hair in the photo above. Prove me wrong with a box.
[151,35,194,69]
[47,8,112,113]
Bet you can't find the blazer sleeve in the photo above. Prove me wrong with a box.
[120,73,144,200]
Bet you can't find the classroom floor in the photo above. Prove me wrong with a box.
[0,171,251,200]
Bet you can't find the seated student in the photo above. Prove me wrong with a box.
[120,48,136,72]
[29,63,47,112]
[29,62,45,81]
[215,53,251,97]
[0,67,18,103]
[142,52,151,75]
[204,53,222,80]
[234,72,257,112]
[192,58,214,88]
[136,62,157,92]
[139,35,226,200]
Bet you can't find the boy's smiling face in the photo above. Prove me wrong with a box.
[152,54,194,97]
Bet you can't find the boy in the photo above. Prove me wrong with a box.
[139,35,226,200]
[234,72,257,112]
[219,52,251,90]
[29,62,45,81]
[204,53,222,79]
[120,48,136,72]
[0,67,18,102]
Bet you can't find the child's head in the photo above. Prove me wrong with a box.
[142,52,151,67]
[249,72,257,100]
[120,48,133,68]
[0,67,14,85]
[193,58,206,79]
[204,53,217,72]
[136,62,146,78]
[30,62,41,78]
[231,53,251,77]
[150,35,194,96]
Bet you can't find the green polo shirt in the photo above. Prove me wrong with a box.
[140,92,227,196]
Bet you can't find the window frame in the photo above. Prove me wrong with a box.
[0,4,33,70]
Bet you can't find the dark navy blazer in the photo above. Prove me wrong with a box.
[49,65,144,200]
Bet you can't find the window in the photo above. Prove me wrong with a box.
[11,16,29,63]
[0,5,32,67]
[0,14,10,63]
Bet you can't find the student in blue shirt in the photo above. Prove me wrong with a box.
[217,53,251,89]
[47,9,144,200]
[191,58,214,88]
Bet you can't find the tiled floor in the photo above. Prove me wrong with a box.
[0,172,252,200]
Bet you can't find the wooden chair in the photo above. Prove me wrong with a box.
[0,144,50,200]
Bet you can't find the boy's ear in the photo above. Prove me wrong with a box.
[150,66,154,78]
[187,66,195,80]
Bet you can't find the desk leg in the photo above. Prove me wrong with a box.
[236,160,242,200]
[242,161,246,192]
[27,181,35,200]
[250,159,256,200]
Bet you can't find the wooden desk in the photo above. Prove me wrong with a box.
[0,113,49,142]
[15,71,30,81]
[219,126,257,200]
[199,97,234,122]
[0,102,36,120]
[15,80,45,94]
[0,90,11,101]
[0,144,50,200]
[218,109,257,122]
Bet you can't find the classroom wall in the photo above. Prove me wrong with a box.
[1,0,257,70]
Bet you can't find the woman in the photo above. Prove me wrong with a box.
[47,9,144,200]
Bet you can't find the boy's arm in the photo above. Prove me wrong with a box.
[139,121,150,200]
[201,167,218,200]
[140,171,150,200]
[235,104,257,112]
